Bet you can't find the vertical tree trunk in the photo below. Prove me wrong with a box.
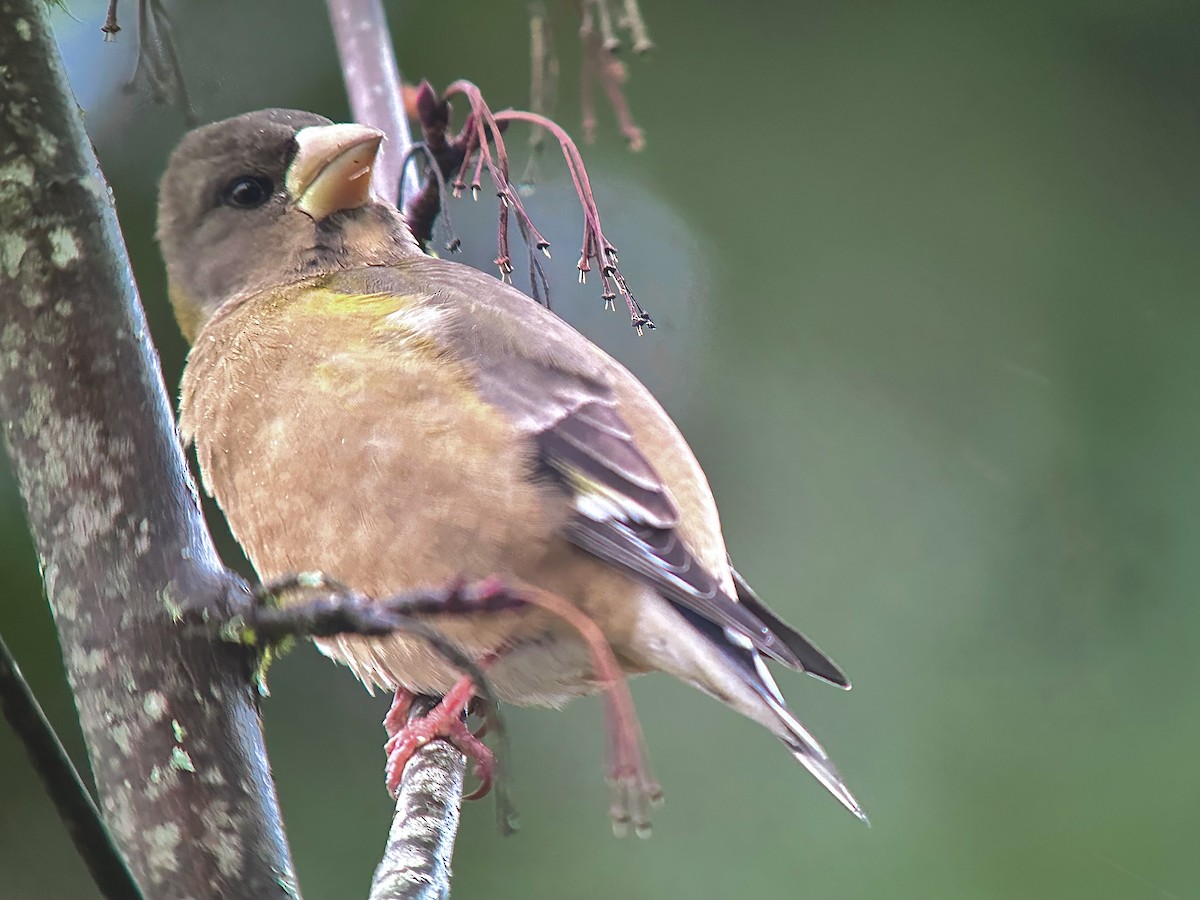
[0,1,299,896]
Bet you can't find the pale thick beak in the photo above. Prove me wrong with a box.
[286,123,384,220]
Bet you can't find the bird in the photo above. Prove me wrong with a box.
[157,107,865,832]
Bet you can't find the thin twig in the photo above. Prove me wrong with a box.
[102,0,120,40]
[128,0,194,122]
[577,1,647,150]
[520,2,557,188]
[591,0,621,52]
[579,26,644,151]
[399,143,462,254]
[227,573,521,834]
[402,85,469,252]
[619,0,654,53]
[0,633,143,900]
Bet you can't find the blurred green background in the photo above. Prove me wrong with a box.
[4,1,1200,897]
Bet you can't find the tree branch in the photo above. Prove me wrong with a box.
[0,1,298,896]
[327,0,419,205]
[369,698,465,900]
[0,632,142,900]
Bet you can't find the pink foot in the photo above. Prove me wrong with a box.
[383,679,495,800]
[602,685,662,838]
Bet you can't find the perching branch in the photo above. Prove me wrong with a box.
[220,573,525,840]
[0,0,298,896]
[368,697,465,900]
[237,573,522,644]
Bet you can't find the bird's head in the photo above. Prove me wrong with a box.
[157,108,418,342]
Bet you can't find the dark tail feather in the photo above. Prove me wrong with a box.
[674,604,866,822]
[764,691,869,823]
[731,567,851,689]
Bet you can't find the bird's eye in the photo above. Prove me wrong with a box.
[221,175,274,210]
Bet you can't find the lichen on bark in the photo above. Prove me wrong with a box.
[0,1,299,896]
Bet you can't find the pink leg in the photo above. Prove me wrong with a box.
[516,587,662,836]
[383,679,495,800]
[379,581,660,833]
[382,689,415,737]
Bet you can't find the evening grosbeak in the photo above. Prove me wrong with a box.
[157,108,865,828]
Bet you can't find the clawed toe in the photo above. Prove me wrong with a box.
[382,681,496,800]
[607,765,662,838]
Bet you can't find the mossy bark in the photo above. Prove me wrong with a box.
[0,2,299,896]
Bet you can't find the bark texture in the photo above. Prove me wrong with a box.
[0,2,299,896]
[369,700,466,900]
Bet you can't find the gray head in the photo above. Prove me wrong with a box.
[157,108,417,341]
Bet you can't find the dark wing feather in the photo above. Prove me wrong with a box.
[537,400,678,529]
[465,355,804,666]
[731,567,850,688]
[562,513,802,668]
